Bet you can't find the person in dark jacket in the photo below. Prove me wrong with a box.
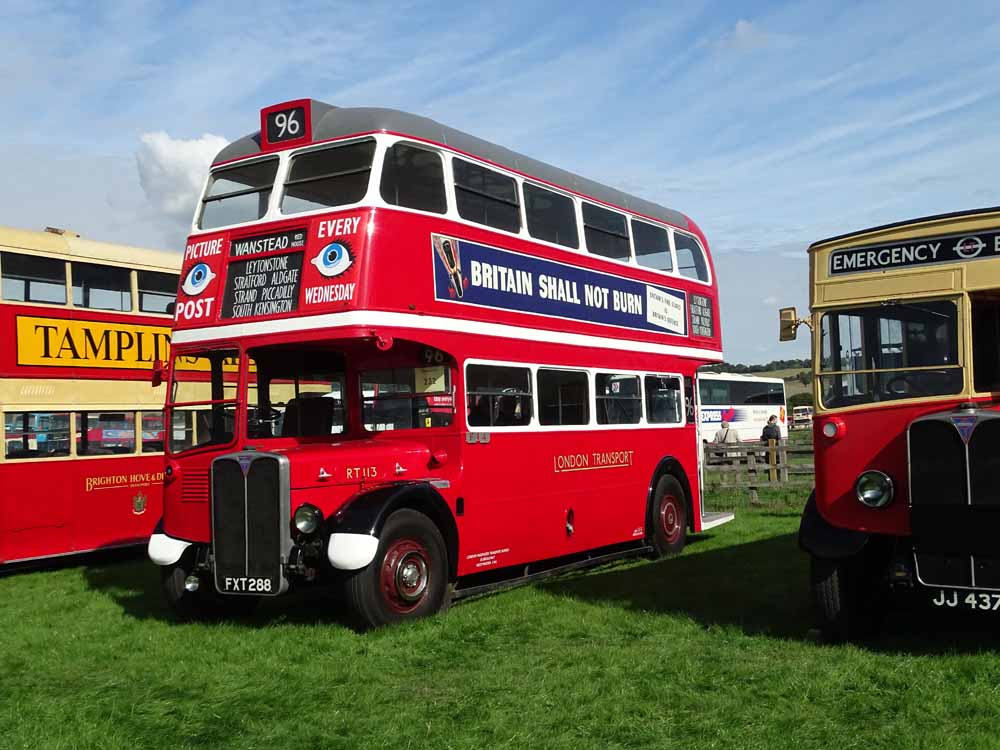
[760,414,781,442]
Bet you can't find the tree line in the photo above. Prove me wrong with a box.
[700,358,810,374]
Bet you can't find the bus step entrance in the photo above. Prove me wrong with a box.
[701,511,735,530]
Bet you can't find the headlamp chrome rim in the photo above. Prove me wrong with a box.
[293,503,324,535]
[855,470,894,509]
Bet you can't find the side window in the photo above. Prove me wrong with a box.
[583,203,630,261]
[140,411,166,452]
[632,219,672,272]
[523,183,579,249]
[537,369,589,426]
[362,366,453,431]
[0,252,67,304]
[380,143,447,214]
[282,140,375,214]
[453,158,520,233]
[4,411,71,459]
[72,262,131,311]
[466,364,533,427]
[168,410,197,453]
[675,231,709,282]
[77,411,136,456]
[645,376,683,424]
[698,379,731,406]
[138,271,178,314]
[596,373,642,424]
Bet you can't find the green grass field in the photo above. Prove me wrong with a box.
[4,508,1000,750]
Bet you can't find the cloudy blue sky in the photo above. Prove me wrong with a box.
[2,0,998,362]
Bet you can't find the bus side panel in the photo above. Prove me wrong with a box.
[0,462,74,563]
[456,428,697,577]
[72,456,164,553]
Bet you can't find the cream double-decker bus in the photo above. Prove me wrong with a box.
[0,226,180,564]
[782,207,1000,639]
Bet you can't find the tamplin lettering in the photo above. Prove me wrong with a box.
[33,324,171,363]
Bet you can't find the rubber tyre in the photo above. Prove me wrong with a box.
[343,509,450,630]
[650,475,688,558]
[810,554,877,642]
[161,547,259,621]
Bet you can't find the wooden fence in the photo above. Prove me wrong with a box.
[702,437,814,503]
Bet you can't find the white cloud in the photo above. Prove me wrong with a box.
[714,20,772,53]
[136,132,228,233]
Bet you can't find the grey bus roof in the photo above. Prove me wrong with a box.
[214,100,690,230]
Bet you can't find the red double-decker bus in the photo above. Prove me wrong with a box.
[0,225,179,565]
[149,99,726,627]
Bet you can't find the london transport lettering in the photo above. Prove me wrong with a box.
[829,228,1000,275]
[432,234,688,335]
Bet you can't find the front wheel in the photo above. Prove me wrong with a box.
[649,475,688,557]
[343,509,450,630]
[810,554,880,642]
[161,548,259,621]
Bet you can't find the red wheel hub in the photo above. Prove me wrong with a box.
[380,538,431,614]
[659,495,682,544]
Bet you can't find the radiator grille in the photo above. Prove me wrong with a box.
[211,453,289,596]
[909,409,1000,591]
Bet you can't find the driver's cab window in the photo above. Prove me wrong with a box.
[362,364,454,431]
[247,349,346,438]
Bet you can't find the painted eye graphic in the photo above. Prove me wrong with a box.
[311,242,353,278]
[181,262,216,296]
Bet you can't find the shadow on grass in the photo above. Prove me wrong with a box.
[83,559,355,628]
[541,532,1000,653]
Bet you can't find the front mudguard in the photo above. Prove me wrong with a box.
[799,492,869,560]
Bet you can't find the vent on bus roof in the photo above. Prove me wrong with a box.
[44,227,80,237]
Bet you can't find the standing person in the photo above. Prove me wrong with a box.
[713,420,740,444]
[713,420,740,463]
[760,414,781,442]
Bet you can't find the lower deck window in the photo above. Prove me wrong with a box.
[77,412,136,455]
[363,366,453,431]
[537,369,589,425]
[466,364,532,427]
[596,373,641,424]
[645,376,683,424]
[3,412,71,459]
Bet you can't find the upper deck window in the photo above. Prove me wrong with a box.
[632,219,672,272]
[282,140,375,215]
[138,271,178,314]
[200,158,279,230]
[583,203,630,261]
[72,262,131,311]
[675,232,709,282]
[453,159,520,233]
[819,300,962,408]
[0,252,67,304]
[524,184,579,249]
[380,143,446,214]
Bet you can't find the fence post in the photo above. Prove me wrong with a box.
[780,440,790,482]
[747,447,759,504]
[768,439,778,482]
